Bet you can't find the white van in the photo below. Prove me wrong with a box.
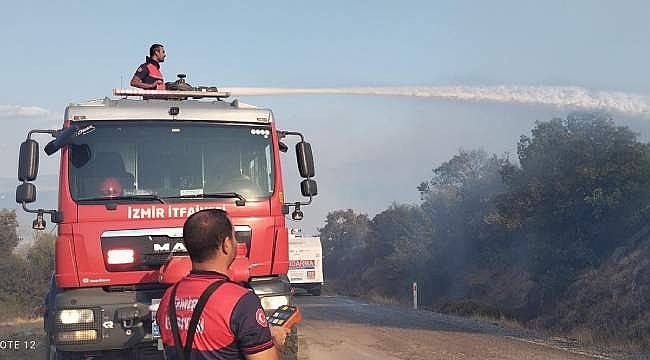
[288,232,323,296]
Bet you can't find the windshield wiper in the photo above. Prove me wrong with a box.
[164,192,247,206]
[77,194,166,204]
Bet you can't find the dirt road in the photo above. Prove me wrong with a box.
[295,295,625,360]
[0,318,46,359]
[1,295,645,359]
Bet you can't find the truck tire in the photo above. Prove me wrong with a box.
[309,285,321,296]
[281,326,298,360]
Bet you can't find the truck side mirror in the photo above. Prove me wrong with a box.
[300,179,318,197]
[16,183,36,203]
[17,128,65,229]
[18,140,39,181]
[296,141,315,178]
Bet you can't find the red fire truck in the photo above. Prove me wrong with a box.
[16,88,317,359]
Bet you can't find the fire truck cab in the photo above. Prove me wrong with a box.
[16,88,317,359]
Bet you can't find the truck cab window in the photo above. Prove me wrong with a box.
[69,122,275,201]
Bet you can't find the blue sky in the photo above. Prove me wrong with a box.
[3,0,650,104]
[1,0,649,232]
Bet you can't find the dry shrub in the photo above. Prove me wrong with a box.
[552,239,650,351]
[438,299,516,322]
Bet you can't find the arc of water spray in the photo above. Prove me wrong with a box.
[221,86,650,116]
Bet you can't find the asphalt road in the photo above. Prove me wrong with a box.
[0,294,645,359]
[294,294,622,360]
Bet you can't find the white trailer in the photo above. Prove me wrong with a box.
[288,233,323,296]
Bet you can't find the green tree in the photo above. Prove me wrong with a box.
[23,231,55,310]
[0,210,20,257]
[318,209,370,280]
[0,209,55,319]
[0,209,27,320]
[418,149,512,299]
[366,204,433,301]
[496,112,650,312]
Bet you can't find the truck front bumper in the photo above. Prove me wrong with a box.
[47,285,167,354]
[47,275,292,354]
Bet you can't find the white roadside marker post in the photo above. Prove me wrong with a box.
[412,282,418,310]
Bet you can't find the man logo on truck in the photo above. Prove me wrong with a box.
[153,242,187,253]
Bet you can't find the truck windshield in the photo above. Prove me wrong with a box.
[68,121,275,202]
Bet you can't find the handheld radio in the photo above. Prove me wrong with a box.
[267,305,301,329]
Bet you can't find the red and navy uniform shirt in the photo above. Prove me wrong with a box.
[156,271,274,359]
[133,56,164,85]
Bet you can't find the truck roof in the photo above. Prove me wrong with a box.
[65,97,273,124]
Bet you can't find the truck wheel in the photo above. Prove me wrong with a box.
[281,326,298,360]
[309,285,321,296]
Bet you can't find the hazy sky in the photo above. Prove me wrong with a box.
[2,1,650,233]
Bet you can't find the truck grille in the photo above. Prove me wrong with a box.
[101,226,251,272]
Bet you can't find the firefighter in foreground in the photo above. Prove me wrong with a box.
[156,209,289,360]
[131,43,166,89]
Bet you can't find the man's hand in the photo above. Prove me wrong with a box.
[146,80,163,89]
[270,326,290,347]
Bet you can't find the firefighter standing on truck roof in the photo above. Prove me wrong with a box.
[130,43,166,90]
[156,209,290,360]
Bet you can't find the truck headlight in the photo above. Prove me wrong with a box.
[58,309,94,324]
[58,330,97,342]
[260,295,289,311]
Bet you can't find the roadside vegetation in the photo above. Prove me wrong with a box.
[0,111,647,351]
[320,112,650,351]
[0,209,54,321]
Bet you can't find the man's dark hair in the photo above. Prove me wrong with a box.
[183,209,233,263]
[149,43,164,57]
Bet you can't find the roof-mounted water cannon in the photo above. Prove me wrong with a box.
[115,73,229,100]
[278,131,318,221]
[113,88,231,100]
[165,73,193,91]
